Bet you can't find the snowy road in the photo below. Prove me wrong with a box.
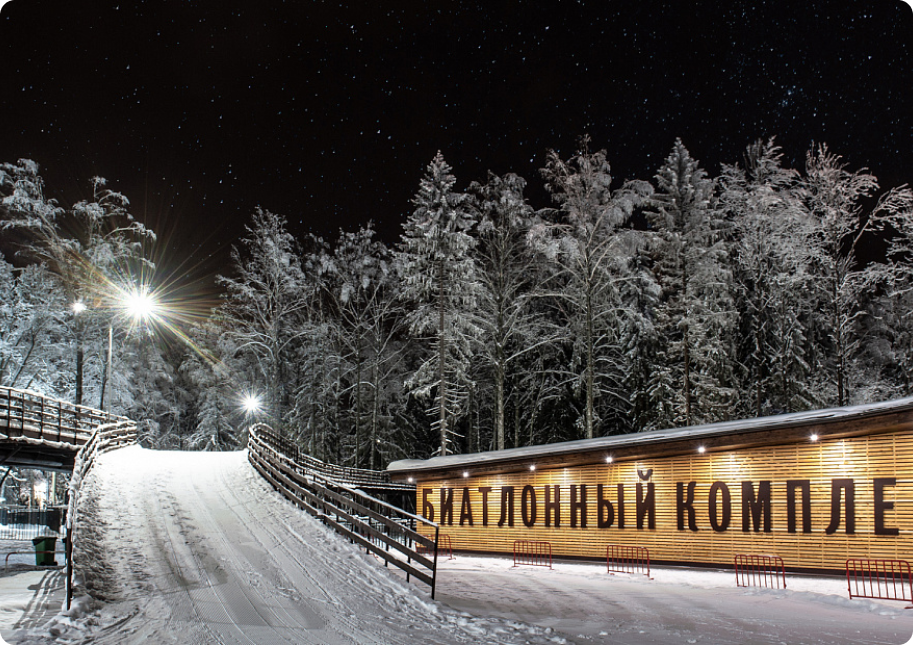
[15,447,561,645]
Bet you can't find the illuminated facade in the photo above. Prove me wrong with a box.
[387,399,913,572]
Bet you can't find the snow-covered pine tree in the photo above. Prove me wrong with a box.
[467,172,545,450]
[398,152,480,456]
[218,208,309,428]
[325,224,409,468]
[647,139,736,427]
[720,138,814,416]
[618,238,664,432]
[533,136,653,439]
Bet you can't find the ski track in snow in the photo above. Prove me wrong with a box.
[11,447,565,645]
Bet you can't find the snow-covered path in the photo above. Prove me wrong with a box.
[16,447,562,644]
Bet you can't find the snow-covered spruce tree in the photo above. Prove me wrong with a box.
[799,144,885,406]
[533,136,653,439]
[288,233,346,462]
[398,152,480,457]
[218,208,309,429]
[618,238,664,433]
[719,138,815,416]
[646,139,736,428]
[181,321,243,450]
[466,172,545,450]
[324,225,410,468]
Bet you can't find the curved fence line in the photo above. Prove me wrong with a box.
[248,424,440,597]
[65,419,138,609]
[249,423,412,489]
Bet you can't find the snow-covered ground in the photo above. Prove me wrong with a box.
[3,446,912,644]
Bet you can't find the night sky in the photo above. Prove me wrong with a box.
[1,0,912,286]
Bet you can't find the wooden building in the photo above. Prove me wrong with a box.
[387,398,913,573]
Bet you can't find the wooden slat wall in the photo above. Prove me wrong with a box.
[416,432,912,570]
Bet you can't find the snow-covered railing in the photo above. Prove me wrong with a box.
[65,419,137,609]
[248,425,441,598]
[249,423,412,490]
[0,386,129,447]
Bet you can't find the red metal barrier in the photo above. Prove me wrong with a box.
[734,554,787,589]
[606,544,651,579]
[418,533,453,560]
[846,559,913,606]
[513,540,552,568]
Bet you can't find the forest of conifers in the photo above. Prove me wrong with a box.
[2,136,913,469]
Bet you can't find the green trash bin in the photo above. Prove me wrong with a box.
[32,536,57,566]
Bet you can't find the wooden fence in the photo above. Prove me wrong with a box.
[248,424,440,597]
[249,423,411,489]
[65,419,138,609]
[0,386,129,447]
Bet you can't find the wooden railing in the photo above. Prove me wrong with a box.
[65,419,138,609]
[249,423,412,489]
[0,386,129,447]
[248,424,440,597]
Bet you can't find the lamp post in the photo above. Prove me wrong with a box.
[70,301,87,406]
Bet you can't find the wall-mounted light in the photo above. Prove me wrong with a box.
[810,434,819,442]
[529,464,536,472]
[407,477,414,484]
[462,471,469,478]
[697,446,706,454]
[605,456,614,463]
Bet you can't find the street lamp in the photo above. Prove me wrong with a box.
[241,393,262,415]
[99,286,160,410]
[70,301,87,406]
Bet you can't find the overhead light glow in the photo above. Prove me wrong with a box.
[698,446,706,454]
[242,393,262,414]
[124,288,158,321]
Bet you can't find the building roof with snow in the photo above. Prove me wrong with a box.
[387,397,913,481]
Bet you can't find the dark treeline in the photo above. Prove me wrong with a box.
[2,136,913,467]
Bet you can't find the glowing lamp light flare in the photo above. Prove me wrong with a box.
[810,434,819,442]
[242,394,262,414]
[605,456,613,464]
[71,301,87,314]
[124,289,158,321]
[698,446,706,454]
